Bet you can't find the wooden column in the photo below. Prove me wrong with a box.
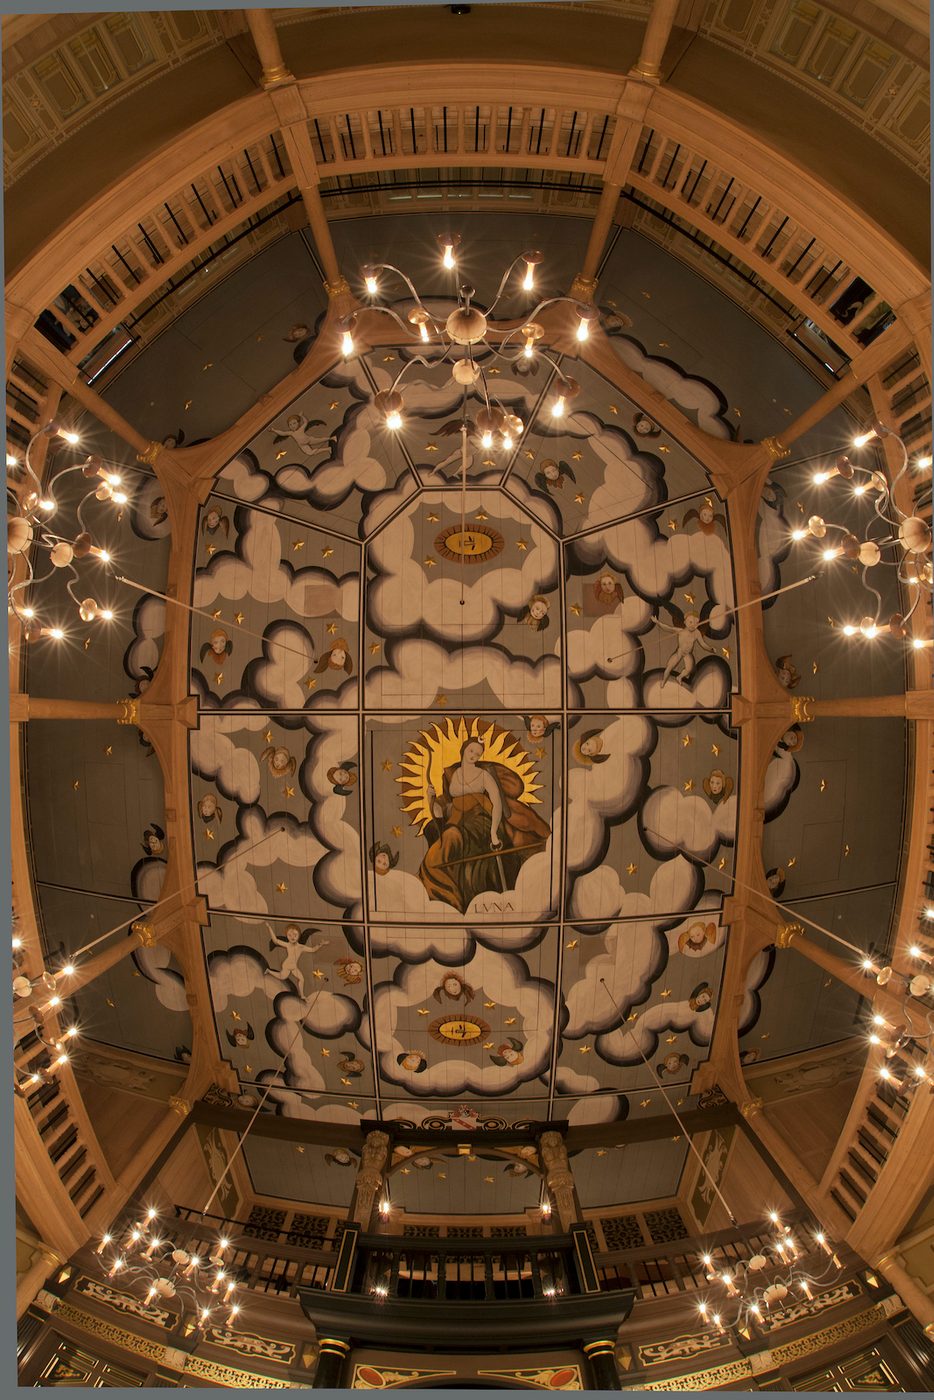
[16,1243,65,1319]
[539,1130,580,1231]
[349,1130,389,1229]
[875,1251,934,1338]
[245,8,291,85]
[630,0,680,79]
[775,922,912,1019]
[737,1098,852,1240]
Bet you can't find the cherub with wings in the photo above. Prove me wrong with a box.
[270,412,332,457]
[703,768,734,804]
[655,605,716,686]
[523,714,559,744]
[316,639,353,675]
[682,499,726,536]
[534,458,576,494]
[327,760,358,796]
[200,628,232,664]
[592,569,625,609]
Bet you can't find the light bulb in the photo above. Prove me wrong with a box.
[60,963,75,977]
[551,396,566,419]
[523,343,534,359]
[107,473,122,486]
[576,315,590,341]
[768,1212,780,1225]
[540,1200,552,1216]
[6,453,17,467]
[913,1064,928,1079]
[112,491,128,505]
[502,434,513,451]
[697,1301,708,1315]
[442,243,456,269]
[419,321,429,342]
[523,264,534,291]
[863,957,877,972]
[925,909,934,920]
[915,454,932,468]
[853,430,875,447]
[812,470,829,484]
[61,430,80,445]
[95,1234,112,1254]
[842,624,857,636]
[21,608,34,619]
[481,431,493,449]
[749,1303,762,1318]
[100,609,114,621]
[66,1026,78,1038]
[790,528,807,541]
[341,330,354,358]
[853,483,866,495]
[48,994,62,1008]
[39,498,55,512]
[822,547,838,561]
[385,411,403,432]
[364,275,378,295]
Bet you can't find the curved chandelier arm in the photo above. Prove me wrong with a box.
[367,261,432,312]
[387,352,447,397]
[365,302,449,347]
[484,253,542,319]
[876,425,911,521]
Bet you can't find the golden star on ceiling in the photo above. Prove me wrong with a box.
[321,1048,330,1057]
[683,592,695,605]
[322,546,333,558]
[676,1098,685,1107]
[234,612,244,625]
[105,997,115,1007]
[659,444,670,453]
[812,660,819,674]
[627,1011,638,1022]
[566,939,579,950]
[382,759,394,773]
[72,780,80,790]
[474,510,488,521]
[571,452,583,462]
[534,746,545,760]
[304,677,316,690]
[295,1145,304,1154]
[211,609,222,621]
[391,825,402,838]
[717,856,726,870]
[626,862,637,876]
[426,511,440,523]
[505,1017,517,1026]
[425,444,439,455]
[844,843,850,857]
[348,1100,359,1109]
[205,828,215,841]
[184,399,192,410]
[761,1032,770,1041]
[667,519,677,531]
[524,449,535,460]
[484,1176,494,1184]
[672,1134,681,1142]
[401,1166,411,1175]
[329,400,339,410]
[327,622,337,635]
[574,493,585,504]
[596,1148,607,1157]
[284,785,295,798]
[658,341,668,349]
[214,672,224,684]
[292,540,304,552]
[231,1010,241,1021]
[264,730,273,743]
[721,646,731,659]
[437,1172,447,1180]
[417,1007,429,1016]
[313,968,326,980]
[711,743,720,756]
[640,1098,652,1108]
[484,1001,496,1009]
[578,1045,591,1055]
[276,449,287,461]
[659,988,672,999]
[569,603,582,616]
[341,1077,352,1087]
[683,779,694,792]
[608,404,619,414]
[482,458,496,467]
[369,642,381,655]
[516,539,528,551]
[788,856,797,867]
[382,354,396,363]
[132,969,141,977]
[276,882,287,893]
[681,734,693,747]
[483,1041,494,1049]
[423,557,436,568]
[84,638,91,651]
[819,779,826,792]
[104,745,113,756]
[435,694,448,707]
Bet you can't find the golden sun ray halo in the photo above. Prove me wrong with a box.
[397,717,543,833]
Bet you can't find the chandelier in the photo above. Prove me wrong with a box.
[339,235,598,445]
[7,421,132,641]
[790,422,932,645]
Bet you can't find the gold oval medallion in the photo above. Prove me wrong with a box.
[435,525,505,563]
[429,1016,490,1045]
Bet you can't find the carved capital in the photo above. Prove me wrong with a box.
[131,920,155,946]
[740,1096,763,1119]
[775,921,804,949]
[763,436,791,460]
[324,276,351,300]
[168,1095,191,1117]
[135,442,162,465]
[117,697,139,727]
[791,695,814,723]
[569,274,599,303]
[361,1129,390,1170]
[262,63,292,85]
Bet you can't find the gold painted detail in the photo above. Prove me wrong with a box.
[763,436,791,460]
[638,1358,754,1391]
[74,1275,172,1328]
[775,922,804,950]
[479,1365,583,1389]
[791,695,814,723]
[262,63,292,84]
[435,524,505,563]
[117,697,139,726]
[429,1016,490,1045]
[569,275,598,302]
[739,1096,763,1118]
[135,442,163,465]
[168,1094,191,1117]
[582,1341,616,1355]
[205,1324,295,1364]
[353,1364,459,1389]
[131,921,155,946]
[638,1328,727,1368]
[318,1337,351,1354]
[324,277,351,299]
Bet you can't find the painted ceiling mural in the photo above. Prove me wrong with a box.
[173,327,795,1151]
[21,225,909,1210]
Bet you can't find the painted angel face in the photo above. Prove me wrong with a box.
[332,767,351,786]
[341,959,363,981]
[329,647,347,669]
[400,1052,424,1073]
[777,666,793,687]
[210,632,228,655]
[443,976,463,997]
[206,509,221,531]
[528,716,546,738]
[198,795,218,819]
[663,1053,682,1074]
[270,747,291,773]
[699,504,714,524]
[692,987,713,1010]
[684,923,708,950]
[599,573,616,594]
[150,497,167,523]
[463,739,484,763]
[284,924,300,943]
[685,613,701,632]
[580,735,603,757]
[331,1148,352,1165]
[708,771,724,796]
[232,1029,249,1048]
[145,833,162,854]
[529,598,548,620]
[543,461,560,481]
[287,415,302,431]
[634,415,654,435]
[374,851,391,875]
[499,1044,522,1064]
